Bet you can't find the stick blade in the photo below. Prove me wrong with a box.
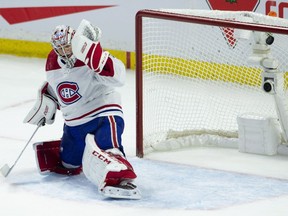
[1,164,11,177]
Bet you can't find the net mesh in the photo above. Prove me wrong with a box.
[139,10,288,153]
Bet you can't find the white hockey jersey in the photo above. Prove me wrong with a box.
[45,50,126,126]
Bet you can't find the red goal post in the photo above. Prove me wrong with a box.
[135,9,288,158]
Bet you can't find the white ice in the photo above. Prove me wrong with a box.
[1,55,288,216]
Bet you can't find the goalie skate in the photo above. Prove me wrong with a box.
[101,182,141,200]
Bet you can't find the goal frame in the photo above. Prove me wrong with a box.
[135,9,288,158]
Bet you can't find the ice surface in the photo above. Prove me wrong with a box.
[1,55,288,216]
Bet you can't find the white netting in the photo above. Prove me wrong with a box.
[138,10,288,154]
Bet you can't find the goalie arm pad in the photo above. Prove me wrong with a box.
[23,82,58,126]
[72,19,109,73]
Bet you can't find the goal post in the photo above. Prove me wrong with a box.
[135,9,288,158]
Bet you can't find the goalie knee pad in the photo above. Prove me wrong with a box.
[82,134,137,191]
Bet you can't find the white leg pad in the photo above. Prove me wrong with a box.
[82,134,134,191]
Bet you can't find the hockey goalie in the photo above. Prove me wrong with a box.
[23,19,141,199]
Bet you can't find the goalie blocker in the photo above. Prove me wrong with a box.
[23,81,58,126]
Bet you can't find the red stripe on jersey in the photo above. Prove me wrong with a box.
[108,116,119,148]
[65,104,122,121]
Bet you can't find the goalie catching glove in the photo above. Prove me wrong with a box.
[23,82,58,126]
[72,19,109,73]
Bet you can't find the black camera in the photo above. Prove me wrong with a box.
[261,71,276,94]
[262,78,275,93]
[265,33,274,45]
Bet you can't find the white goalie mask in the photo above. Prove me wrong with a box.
[51,25,76,68]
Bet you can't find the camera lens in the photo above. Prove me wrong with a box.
[266,35,274,45]
[263,80,273,92]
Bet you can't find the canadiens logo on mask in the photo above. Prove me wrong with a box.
[57,82,82,104]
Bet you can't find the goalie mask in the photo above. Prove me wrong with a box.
[51,25,76,68]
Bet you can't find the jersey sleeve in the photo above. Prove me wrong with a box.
[45,50,61,72]
[93,55,126,87]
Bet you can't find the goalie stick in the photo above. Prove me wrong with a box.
[1,118,45,177]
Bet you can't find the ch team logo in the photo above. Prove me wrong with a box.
[206,0,260,48]
[57,82,82,105]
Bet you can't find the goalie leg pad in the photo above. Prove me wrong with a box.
[82,134,137,191]
[33,141,61,174]
[33,141,82,176]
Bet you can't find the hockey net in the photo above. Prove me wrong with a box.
[135,9,288,157]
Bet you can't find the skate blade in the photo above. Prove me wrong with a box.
[101,186,141,200]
